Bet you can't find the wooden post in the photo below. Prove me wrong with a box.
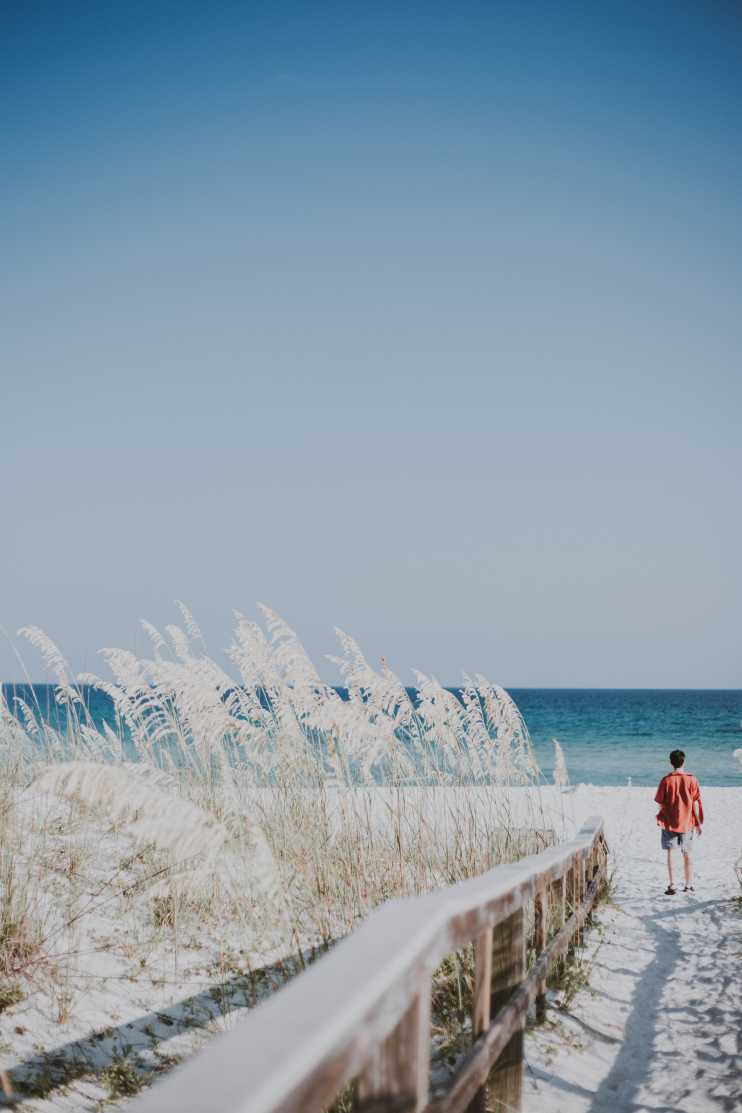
[589,843,600,916]
[473,927,493,1036]
[357,989,431,1113]
[576,857,586,946]
[467,928,494,1112]
[550,874,565,934]
[580,855,587,904]
[549,873,566,986]
[565,863,577,954]
[485,907,525,1112]
[599,836,609,895]
[534,889,547,1022]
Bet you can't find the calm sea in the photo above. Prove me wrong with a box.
[511,688,742,787]
[3,685,741,788]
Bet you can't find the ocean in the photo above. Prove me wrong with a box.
[511,688,742,787]
[3,685,741,788]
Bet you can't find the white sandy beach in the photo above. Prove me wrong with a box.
[525,784,742,1113]
[1,782,740,1111]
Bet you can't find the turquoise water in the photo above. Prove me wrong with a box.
[3,685,742,787]
[510,688,742,787]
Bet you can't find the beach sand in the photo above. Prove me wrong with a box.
[524,784,742,1113]
[1,782,739,1111]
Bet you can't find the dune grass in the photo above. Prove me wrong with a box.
[0,604,553,1106]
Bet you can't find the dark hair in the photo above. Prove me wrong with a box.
[669,749,685,768]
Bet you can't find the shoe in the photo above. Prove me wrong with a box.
[665,885,677,895]
[683,885,695,893]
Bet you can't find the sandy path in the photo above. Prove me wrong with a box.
[525,785,742,1113]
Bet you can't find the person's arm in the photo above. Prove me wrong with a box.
[654,778,667,826]
[693,779,704,831]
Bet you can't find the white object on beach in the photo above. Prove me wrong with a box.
[552,738,569,787]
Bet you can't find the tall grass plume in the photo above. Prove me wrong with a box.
[0,605,551,1106]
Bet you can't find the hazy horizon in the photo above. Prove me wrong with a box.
[2,678,742,692]
[3,2,741,687]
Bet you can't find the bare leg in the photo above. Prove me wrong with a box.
[683,851,693,888]
[666,849,674,887]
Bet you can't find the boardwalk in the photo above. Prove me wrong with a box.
[526,788,742,1113]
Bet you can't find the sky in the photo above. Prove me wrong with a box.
[2,1,741,687]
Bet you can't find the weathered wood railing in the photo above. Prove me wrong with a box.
[130,817,608,1113]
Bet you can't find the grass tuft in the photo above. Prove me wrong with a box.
[100,1056,145,1098]
[0,980,24,1012]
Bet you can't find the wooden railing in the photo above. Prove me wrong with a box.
[130,817,607,1113]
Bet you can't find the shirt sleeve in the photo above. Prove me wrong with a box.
[693,779,704,823]
[654,779,666,804]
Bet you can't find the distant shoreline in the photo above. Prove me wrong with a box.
[3,682,742,692]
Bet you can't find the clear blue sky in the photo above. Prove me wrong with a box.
[2,1,741,686]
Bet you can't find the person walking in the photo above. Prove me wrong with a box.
[655,749,703,895]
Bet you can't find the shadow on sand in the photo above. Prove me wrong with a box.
[0,952,306,1107]
[585,898,741,1113]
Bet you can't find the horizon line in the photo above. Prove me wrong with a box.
[2,680,741,693]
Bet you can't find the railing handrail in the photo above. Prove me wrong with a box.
[130,816,606,1113]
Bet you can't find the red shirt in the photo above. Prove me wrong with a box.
[655,770,703,832]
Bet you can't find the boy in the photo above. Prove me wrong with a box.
[655,749,703,895]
